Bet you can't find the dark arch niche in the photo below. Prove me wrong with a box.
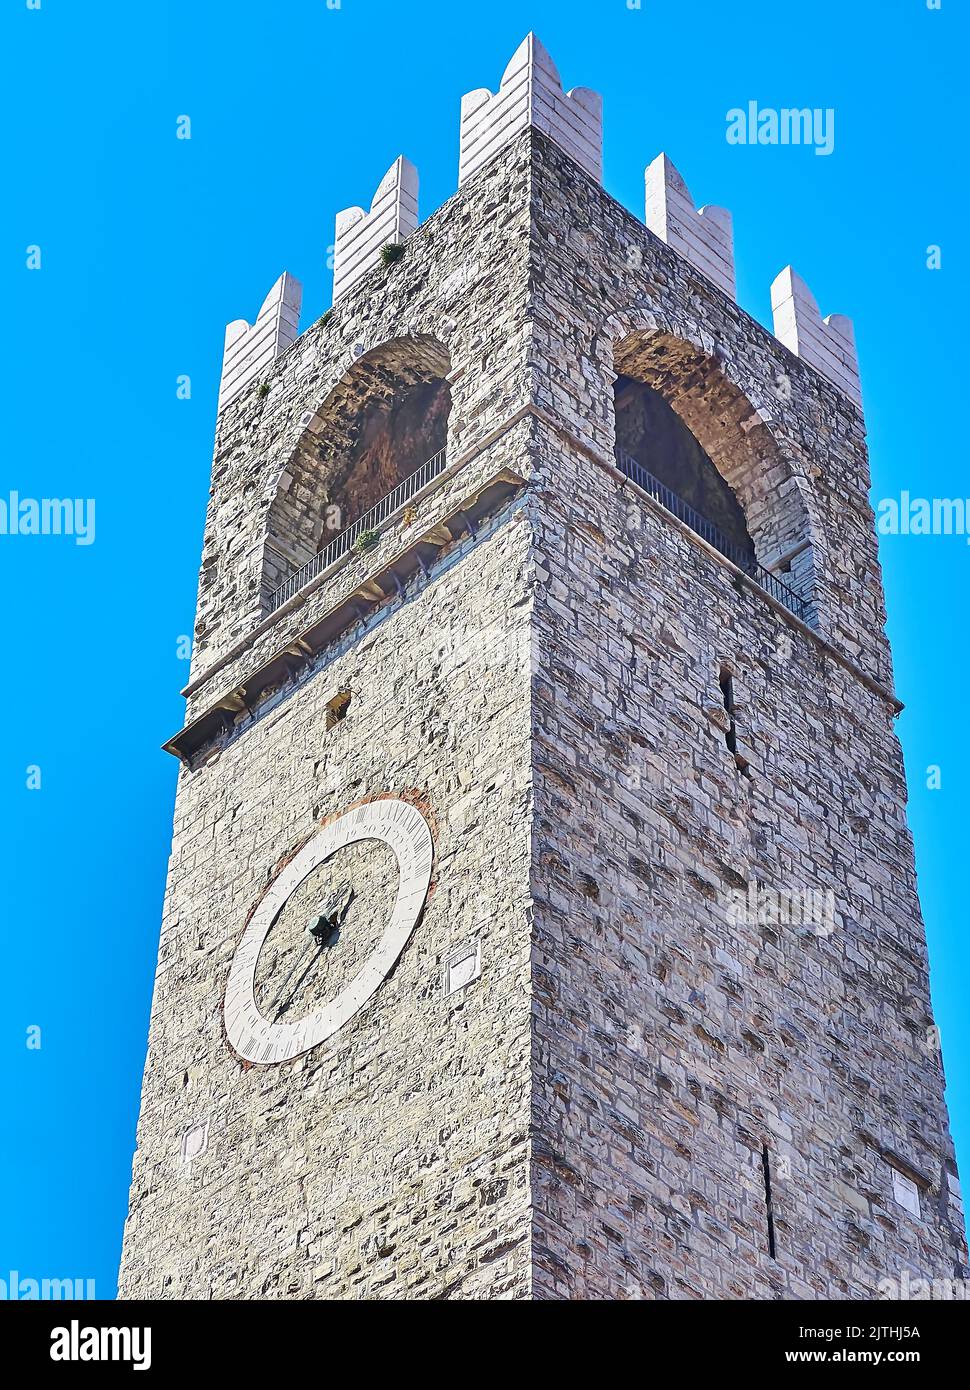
[262,336,451,606]
[614,374,756,569]
[325,376,451,523]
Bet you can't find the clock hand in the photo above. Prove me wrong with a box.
[272,946,323,1021]
[262,934,318,1019]
[267,906,346,1021]
[322,881,354,927]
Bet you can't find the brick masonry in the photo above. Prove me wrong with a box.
[119,66,966,1298]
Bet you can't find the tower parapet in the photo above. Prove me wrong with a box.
[217,272,302,413]
[459,33,602,187]
[214,37,861,412]
[644,153,735,300]
[333,156,419,303]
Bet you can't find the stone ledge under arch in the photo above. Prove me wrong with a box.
[165,466,526,766]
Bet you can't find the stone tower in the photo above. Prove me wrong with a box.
[119,36,966,1300]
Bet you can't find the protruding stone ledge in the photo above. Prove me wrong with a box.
[164,468,527,765]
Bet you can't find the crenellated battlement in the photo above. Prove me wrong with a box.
[333,157,419,304]
[215,33,860,414]
[217,272,302,413]
[458,32,602,187]
[644,153,736,301]
[770,266,861,406]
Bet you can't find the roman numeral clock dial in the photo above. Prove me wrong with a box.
[224,799,433,1065]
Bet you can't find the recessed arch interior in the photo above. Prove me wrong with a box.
[614,372,756,568]
[610,329,819,619]
[262,335,452,605]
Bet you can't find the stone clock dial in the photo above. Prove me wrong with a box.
[224,799,433,1065]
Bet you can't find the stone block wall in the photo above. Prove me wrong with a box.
[527,413,965,1296]
[527,132,890,688]
[190,136,533,688]
[522,132,965,1297]
[120,508,536,1299]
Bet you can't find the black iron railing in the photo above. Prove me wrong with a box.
[268,448,448,613]
[615,449,809,622]
[267,441,807,624]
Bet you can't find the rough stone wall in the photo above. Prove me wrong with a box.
[120,508,536,1300]
[524,134,890,684]
[524,131,966,1298]
[122,138,543,1301]
[189,138,533,688]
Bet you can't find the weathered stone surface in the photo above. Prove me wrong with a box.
[644,153,735,299]
[120,122,965,1301]
[122,511,535,1299]
[333,157,419,304]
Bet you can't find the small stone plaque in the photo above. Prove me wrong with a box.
[444,942,480,997]
[891,1168,920,1218]
[180,1121,209,1166]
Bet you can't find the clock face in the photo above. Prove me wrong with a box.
[224,799,433,1065]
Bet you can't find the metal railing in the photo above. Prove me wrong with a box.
[268,447,448,612]
[615,449,809,622]
[266,440,808,624]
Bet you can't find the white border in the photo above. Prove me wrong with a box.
[224,800,433,1064]
[443,940,481,996]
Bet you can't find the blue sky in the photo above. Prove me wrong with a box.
[1,1,966,1297]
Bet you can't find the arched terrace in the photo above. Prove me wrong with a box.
[262,335,452,611]
[609,328,819,624]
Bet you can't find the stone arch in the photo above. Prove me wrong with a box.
[593,305,823,624]
[613,373,757,569]
[261,334,452,608]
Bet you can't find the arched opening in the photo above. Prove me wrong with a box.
[334,378,450,518]
[262,336,451,609]
[608,328,820,624]
[614,374,756,571]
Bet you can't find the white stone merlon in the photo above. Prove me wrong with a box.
[218,272,302,413]
[332,157,419,303]
[459,33,602,187]
[770,266,861,407]
[644,154,735,300]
